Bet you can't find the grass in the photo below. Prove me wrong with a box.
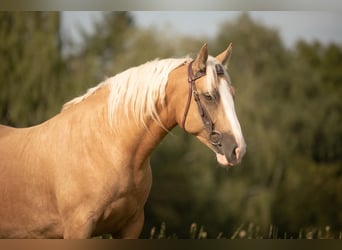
[93,222,342,239]
[146,222,342,239]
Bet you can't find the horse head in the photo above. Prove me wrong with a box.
[169,43,246,166]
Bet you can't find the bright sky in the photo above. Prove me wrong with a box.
[62,11,342,48]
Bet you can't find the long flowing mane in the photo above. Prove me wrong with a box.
[62,56,223,130]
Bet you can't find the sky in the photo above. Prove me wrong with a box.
[62,11,342,49]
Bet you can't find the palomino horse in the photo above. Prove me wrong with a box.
[0,43,246,238]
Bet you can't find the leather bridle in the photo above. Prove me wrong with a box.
[181,61,225,154]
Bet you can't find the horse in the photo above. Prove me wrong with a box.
[0,43,246,238]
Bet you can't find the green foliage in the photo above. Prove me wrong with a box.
[0,12,65,126]
[0,12,341,237]
[273,158,342,232]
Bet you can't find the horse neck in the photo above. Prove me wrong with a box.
[55,85,177,170]
[116,102,178,169]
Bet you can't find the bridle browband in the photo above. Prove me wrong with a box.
[181,61,225,154]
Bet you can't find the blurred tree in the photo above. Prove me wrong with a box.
[63,12,142,102]
[0,12,65,126]
[272,41,342,233]
[81,12,134,75]
[285,41,342,164]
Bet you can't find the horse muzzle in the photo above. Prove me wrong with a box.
[215,134,246,167]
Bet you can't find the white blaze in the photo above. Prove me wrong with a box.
[218,78,246,158]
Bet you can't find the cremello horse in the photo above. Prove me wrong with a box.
[0,43,246,238]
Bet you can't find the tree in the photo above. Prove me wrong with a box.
[0,12,65,127]
[272,41,342,233]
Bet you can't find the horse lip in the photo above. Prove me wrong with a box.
[216,152,235,167]
[202,134,241,166]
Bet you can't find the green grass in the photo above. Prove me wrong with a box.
[146,222,342,239]
[93,222,342,239]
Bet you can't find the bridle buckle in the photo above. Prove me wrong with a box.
[209,130,222,146]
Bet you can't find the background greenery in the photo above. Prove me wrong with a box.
[0,12,341,238]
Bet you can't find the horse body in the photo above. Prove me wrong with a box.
[0,43,246,238]
[0,123,64,238]
[0,85,164,238]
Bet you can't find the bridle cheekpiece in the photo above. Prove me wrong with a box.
[181,61,225,154]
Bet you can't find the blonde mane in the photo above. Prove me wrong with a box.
[62,56,224,130]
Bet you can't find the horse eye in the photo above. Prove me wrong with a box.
[203,93,215,102]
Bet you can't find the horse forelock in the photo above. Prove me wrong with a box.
[205,56,230,94]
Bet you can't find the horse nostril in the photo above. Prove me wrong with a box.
[231,146,238,161]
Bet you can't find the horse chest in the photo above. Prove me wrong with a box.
[94,166,152,236]
[93,192,144,236]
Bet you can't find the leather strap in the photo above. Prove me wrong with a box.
[181,61,206,129]
[181,61,224,153]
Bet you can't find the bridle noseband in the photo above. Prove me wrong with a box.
[181,61,225,154]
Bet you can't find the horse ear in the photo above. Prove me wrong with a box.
[192,43,208,73]
[216,42,233,68]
